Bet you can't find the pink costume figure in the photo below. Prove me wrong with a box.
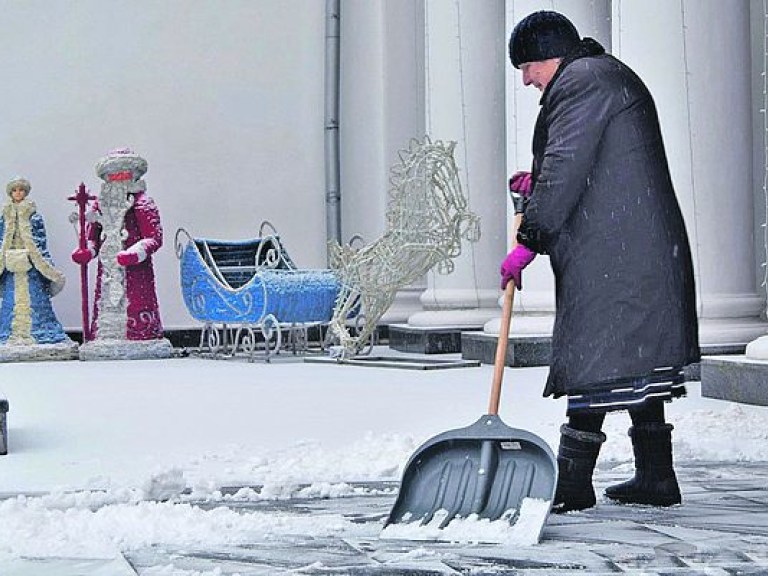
[71,149,165,342]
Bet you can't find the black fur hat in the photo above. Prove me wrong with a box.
[509,11,580,68]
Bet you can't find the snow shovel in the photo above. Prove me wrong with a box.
[384,281,557,537]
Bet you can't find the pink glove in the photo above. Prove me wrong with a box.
[500,244,536,290]
[71,248,93,265]
[116,250,139,266]
[509,171,533,197]
[117,240,152,267]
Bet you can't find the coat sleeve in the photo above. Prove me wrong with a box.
[0,215,5,277]
[28,212,66,294]
[518,64,616,254]
[30,213,54,262]
[132,194,163,258]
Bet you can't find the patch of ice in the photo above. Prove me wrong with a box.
[142,566,225,576]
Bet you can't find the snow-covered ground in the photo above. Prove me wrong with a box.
[0,353,766,571]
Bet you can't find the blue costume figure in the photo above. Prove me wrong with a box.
[0,177,77,360]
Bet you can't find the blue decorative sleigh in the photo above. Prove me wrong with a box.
[174,221,345,360]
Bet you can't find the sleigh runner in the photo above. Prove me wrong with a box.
[175,221,345,360]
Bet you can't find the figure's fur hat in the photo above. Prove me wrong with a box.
[6,177,31,197]
[95,148,148,183]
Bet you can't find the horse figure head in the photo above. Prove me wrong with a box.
[328,136,480,357]
[387,137,480,274]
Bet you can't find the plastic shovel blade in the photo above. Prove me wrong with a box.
[384,415,557,539]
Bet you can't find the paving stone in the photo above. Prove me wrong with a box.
[19,462,768,575]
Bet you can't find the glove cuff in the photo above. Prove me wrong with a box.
[124,240,149,263]
[510,192,525,214]
[514,242,536,259]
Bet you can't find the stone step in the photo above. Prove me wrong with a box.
[701,355,768,406]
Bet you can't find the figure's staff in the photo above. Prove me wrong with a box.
[68,183,96,342]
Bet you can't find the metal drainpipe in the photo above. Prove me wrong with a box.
[325,0,341,264]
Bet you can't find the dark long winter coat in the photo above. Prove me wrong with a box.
[517,39,700,398]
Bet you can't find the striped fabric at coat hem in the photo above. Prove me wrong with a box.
[566,367,686,415]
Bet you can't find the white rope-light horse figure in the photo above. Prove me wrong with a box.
[327,137,480,357]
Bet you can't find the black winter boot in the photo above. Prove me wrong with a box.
[604,423,681,506]
[552,424,606,513]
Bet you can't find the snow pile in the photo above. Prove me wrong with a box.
[201,481,393,503]
[141,467,187,501]
[672,403,768,462]
[0,490,356,561]
[380,498,551,546]
[184,432,416,496]
[597,402,768,465]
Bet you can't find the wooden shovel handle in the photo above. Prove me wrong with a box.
[489,282,515,415]
[488,212,523,415]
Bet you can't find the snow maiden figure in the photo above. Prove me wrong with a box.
[71,149,172,360]
[0,177,78,361]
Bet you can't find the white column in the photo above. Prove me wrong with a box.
[407,0,507,329]
[615,0,767,348]
[744,0,768,359]
[486,0,611,336]
[339,0,427,324]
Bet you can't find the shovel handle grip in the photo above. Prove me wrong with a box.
[488,212,523,415]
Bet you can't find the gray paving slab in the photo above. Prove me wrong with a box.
[10,461,768,575]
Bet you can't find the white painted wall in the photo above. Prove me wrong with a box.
[0,0,326,331]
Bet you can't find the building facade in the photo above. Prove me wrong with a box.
[0,0,766,348]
